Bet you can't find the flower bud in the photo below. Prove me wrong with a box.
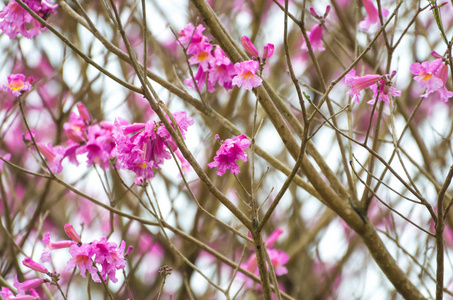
[22,258,48,274]
[64,223,82,243]
[262,43,274,59]
[240,36,259,57]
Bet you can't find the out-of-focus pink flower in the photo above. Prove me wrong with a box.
[0,0,58,39]
[67,244,98,280]
[175,149,191,175]
[36,142,64,173]
[232,61,262,91]
[0,153,11,172]
[208,134,251,176]
[13,276,45,295]
[2,74,33,97]
[1,286,39,299]
[22,258,48,274]
[301,6,331,54]
[240,228,289,285]
[359,0,389,31]
[411,59,453,102]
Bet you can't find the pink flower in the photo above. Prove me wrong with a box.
[301,24,325,53]
[208,47,236,91]
[66,244,98,279]
[208,134,251,176]
[2,74,33,97]
[240,35,274,59]
[0,0,58,39]
[232,61,262,91]
[91,237,127,283]
[345,69,400,106]
[178,23,208,55]
[411,59,453,102]
[0,153,11,172]
[359,0,389,31]
[64,223,82,243]
[41,232,77,263]
[36,142,64,173]
[22,258,48,274]
[1,287,39,299]
[188,43,214,71]
[13,276,45,295]
[301,6,330,54]
[240,228,289,284]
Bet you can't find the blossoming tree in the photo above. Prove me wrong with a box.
[0,0,453,299]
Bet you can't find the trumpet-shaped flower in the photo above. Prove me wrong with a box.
[208,134,251,176]
[2,74,33,97]
[411,59,453,102]
[232,61,262,91]
[92,237,127,283]
[66,244,98,279]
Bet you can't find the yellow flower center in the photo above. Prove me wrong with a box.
[242,70,254,79]
[9,80,24,91]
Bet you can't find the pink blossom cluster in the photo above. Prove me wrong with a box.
[179,23,236,92]
[37,103,116,173]
[345,69,401,106]
[41,223,132,284]
[179,24,272,92]
[410,56,453,102]
[240,229,289,286]
[0,0,58,39]
[208,134,251,176]
[113,111,194,184]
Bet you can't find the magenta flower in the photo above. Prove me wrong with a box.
[188,43,214,71]
[208,134,251,176]
[0,0,58,39]
[2,74,33,97]
[411,59,453,102]
[66,243,98,279]
[92,237,127,283]
[359,0,389,31]
[368,78,401,106]
[232,61,262,91]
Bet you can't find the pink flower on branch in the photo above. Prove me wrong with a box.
[232,61,262,91]
[301,6,331,54]
[240,35,274,59]
[208,134,251,176]
[411,58,453,102]
[66,244,98,280]
[345,69,400,106]
[2,74,33,97]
